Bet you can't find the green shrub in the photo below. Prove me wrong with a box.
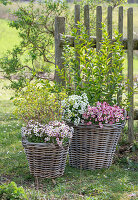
[0,181,27,200]
[13,80,67,124]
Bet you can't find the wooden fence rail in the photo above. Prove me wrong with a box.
[59,35,138,50]
[55,5,137,143]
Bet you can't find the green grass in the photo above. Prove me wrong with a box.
[0,19,20,56]
[0,79,138,200]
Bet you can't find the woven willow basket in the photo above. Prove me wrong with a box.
[22,136,69,178]
[68,123,125,170]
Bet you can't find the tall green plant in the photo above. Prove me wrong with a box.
[62,23,129,107]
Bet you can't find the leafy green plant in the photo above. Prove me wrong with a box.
[0,181,27,200]
[62,22,129,108]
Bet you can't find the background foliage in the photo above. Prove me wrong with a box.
[0,0,127,90]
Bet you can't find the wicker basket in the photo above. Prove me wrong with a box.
[68,123,125,170]
[22,137,69,178]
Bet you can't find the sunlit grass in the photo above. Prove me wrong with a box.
[0,19,20,56]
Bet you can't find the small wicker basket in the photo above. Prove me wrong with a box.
[68,123,125,170]
[22,136,69,178]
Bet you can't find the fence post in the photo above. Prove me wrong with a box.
[74,5,80,82]
[127,8,134,143]
[55,17,65,86]
[96,6,102,51]
[117,6,123,105]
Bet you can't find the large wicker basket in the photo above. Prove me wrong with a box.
[68,123,125,170]
[22,137,69,178]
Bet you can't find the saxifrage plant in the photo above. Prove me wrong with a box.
[61,93,89,125]
[22,120,73,146]
[61,93,127,126]
[81,101,127,127]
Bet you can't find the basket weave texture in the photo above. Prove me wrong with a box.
[68,123,124,170]
[22,137,69,178]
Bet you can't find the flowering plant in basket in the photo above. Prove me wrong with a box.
[22,120,73,147]
[81,101,127,128]
[14,82,74,178]
[61,93,89,126]
[14,82,74,146]
[62,95,127,170]
[62,94,126,127]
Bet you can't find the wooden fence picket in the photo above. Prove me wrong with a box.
[127,8,134,143]
[117,6,123,105]
[84,5,90,36]
[75,4,80,81]
[55,17,65,86]
[96,6,102,51]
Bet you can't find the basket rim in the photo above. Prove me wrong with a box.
[67,122,125,129]
[22,136,70,149]
[67,110,127,128]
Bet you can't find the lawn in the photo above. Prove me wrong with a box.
[0,79,138,199]
[0,19,20,56]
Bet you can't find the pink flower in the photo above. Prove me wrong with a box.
[87,121,92,125]
[103,102,107,108]
[99,122,103,128]
[97,101,101,107]
[82,102,126,126]
[98,117,101,121]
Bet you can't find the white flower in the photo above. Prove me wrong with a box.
[73,102,79,109]
[62,93,89,126]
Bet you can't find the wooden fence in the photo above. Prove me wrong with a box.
[55,5,138,143]
[127,0,138,3]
